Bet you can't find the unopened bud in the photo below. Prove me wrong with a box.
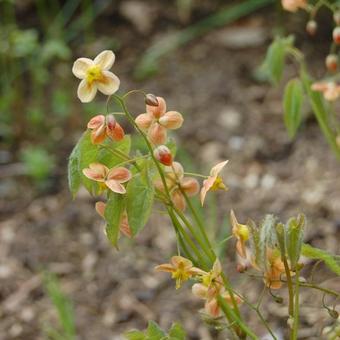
[326,54,338,72]
[145,93,159,107]
[306,20,317,35]
[328,309,339,319]
[153,145,173,166]
[333,27,340,45]
[334,11,340,25]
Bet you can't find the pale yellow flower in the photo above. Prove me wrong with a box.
[230,210,250,259]
[72,50,120,103]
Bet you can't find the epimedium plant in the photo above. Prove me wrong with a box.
[261,0,340,160]
[68,50,340,339]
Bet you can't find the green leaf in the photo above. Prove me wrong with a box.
[275,222,286,258]
[286,214,305,270]
[260,35,294,85]
[283,78,304,138]
[259,215,278,270]
[247,219,261,267]
[168,323,186,340]
[126,164,154,236]
[67,131,131,196]
[124,330,146,340]
[104,192,126,247]
[146,321,166,339]
[301,243,340,276]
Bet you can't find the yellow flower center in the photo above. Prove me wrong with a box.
[171,262,191,289]
[210,176,226,191]
[238,224,249,241]
[202,272,213,287]
[86,65,103,84]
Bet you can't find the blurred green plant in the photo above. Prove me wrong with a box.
[43,272,76,340]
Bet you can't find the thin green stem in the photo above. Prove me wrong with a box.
[183,172,208,179]
[292,268,300,340]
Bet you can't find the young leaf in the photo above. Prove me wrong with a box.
[286,214,305,270]
[146,321,166,339]
[124,330,146,340]
[168,323,186,340]
[104,192,126,247]
[259,215,278,270]
[68,145,81,198]
[283,78,304,138]
[247,219,261,267]
[275,222,286,258]
[126,164,154,236]
[301,243,340,276]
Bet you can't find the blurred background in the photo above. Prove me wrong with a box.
[0,0,339,339]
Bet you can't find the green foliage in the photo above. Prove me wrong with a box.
[125,321,186,340]
[67,131,131,197]
[283,78,304,138]
[43,273,76,340]
[105,192,126,247]
[126,161,155,236]
[259,35,294,85]
[286,214,305,270]
[21,146,55,182]
[302,243,340,276]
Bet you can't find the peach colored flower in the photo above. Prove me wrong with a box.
[281,0,306,12]
[263,248,286,289]
[311,81,340,101]
[230,210,249,259]
[82,163,131,194]
[155,256,205,289]
[95,201,132,238]
[87,114,124,144]
[72,50,120,103]
[200,160,229,206]
[155,162,199,211]
[135,97,183,145]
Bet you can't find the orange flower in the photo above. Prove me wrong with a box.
[155,162,199,211]
[263,249,286,289]
[281,0,306,12]
[72,50,120,103]
[82,163,131,194]
[135,97,183,145]
[95,201,132,238]
[153,145,173,166]
[230,210,249,259]
[87,114,124,144]
[311,81,340,101]
[200,160,229,205]
[155,256,205,289]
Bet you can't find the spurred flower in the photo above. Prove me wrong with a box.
[135,97,183,145]
[87,114,124,144]
[311,81,340,101]
[200,160,229,206]
[155,162,199,211]
[155,256,205,289]
[82,163,131,194]
[263,249,286,289]
[72,50,120,103]
[281,0,306,12]
[95,201,132,238]
[230,210,249,259]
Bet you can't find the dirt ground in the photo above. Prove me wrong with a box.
[0,3,339,340]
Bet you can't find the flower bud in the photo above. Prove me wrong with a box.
[333,27,340,45]
[306,20,317,35]
[105,114,116,130]
[326,54,338,72]
[171,190,186,211]
[334,11,340,25]
[148,123,167,145]
[180,177,200,196]
[153,145,173,166]
[159,111,184,129]
[135,113,152,130]
[145,93,159,107]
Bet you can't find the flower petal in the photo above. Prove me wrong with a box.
[155,264,175,273]
[95,201,106,218]
[93,50,115,70]
[171,190,186,211]
[135,113,153,130]
[91,126,106,144]
[146,96,166,119]
[105,179,126,194]
[83,163,107,182]
[107,122,125,141]
[120,213,132,238]
[148,123,167,145]
[87,115,105,129]
[192,283,208,299]
[97,71,120,95]
[72,58,93,79]
[77,79,97,103]
[210,160,229,177]
[171,256,192,268]
[180,177,199,197]
[159,111,183,129]
[200,177,215,205]
[107,167,131,183]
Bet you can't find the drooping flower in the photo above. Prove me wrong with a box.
[135,97,183,145]
[87,114,124,144]
[72,50,120,103]
[311,81,340,101]
[155,256,205,289]
[200,160,229,206]
[263,248,286,289]
[281,0,306,12]
[155,162,199,211]
[95,201,132,238]
[82,163,131,194]
[230,210,250,259]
